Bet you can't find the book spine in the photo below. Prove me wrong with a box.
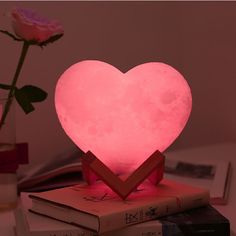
[101,221,163,236]
[19,221,229,236]
[107,220,230,236]
[99,190,209,233]
[33,231,96,236]
[162,222,230,236]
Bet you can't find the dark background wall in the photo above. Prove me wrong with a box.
[0,2,235,167]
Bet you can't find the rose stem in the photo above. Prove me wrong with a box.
[0,41,30,130]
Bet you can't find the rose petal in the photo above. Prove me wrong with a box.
[11,7,63,43]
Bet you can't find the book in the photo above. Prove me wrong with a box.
[165,159,231,205]
[165,144,232,205]
[18,156,230,205]
[18,162,83,192]
[159,205,230,236]
[18,148,83,192]
[15,193,95,236]
[18,143,231,206]
[15,193,229,236]
[28,179,209,234]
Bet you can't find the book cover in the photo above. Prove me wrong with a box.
[15,193,229,236]
[29,179,209,233]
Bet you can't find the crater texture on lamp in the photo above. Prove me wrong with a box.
[55,60,192,174]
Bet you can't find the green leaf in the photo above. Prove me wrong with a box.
[20,85,48,102]
[0,30,22,41]
[38,33,64,47]
[14,85,47,114]
[0,83,12,90]
[15,89,35,114]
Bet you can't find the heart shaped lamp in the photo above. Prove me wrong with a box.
[55,60,192,175]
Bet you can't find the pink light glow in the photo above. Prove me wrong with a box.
[55,61,192,174]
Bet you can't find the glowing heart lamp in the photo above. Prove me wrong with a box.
[55,60,192,197]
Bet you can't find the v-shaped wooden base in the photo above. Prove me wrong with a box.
[81,150,165,199]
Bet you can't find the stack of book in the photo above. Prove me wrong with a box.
[14,179,230,236]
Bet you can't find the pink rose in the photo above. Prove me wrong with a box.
[11,8,63,43]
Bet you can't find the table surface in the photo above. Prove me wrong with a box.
[0,142,236,236]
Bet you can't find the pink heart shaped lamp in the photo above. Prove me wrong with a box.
[55,60,192,197]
